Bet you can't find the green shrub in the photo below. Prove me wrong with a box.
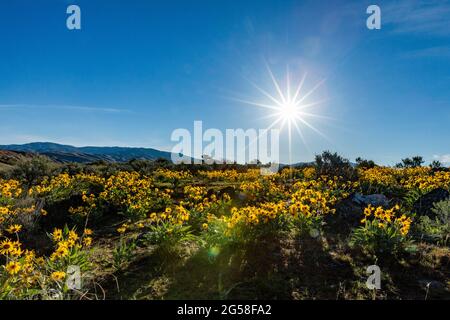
[11,156,57,188]
[112,238,137,271]
[415,200,450,245]
[314,151,357,181]
[350,205,413,254]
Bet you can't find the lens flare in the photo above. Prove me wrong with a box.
[234,63,330,163]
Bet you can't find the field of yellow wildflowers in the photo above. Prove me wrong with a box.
[0,160,449,300]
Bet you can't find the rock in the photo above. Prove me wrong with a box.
[218,186,237,199]
[238,192,247,201]
[413,188,450,218]
[325,196,364,234]
[352,193,389,207]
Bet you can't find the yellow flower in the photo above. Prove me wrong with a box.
[68,230,79,242]
[6,224,22,234]
[0,240,14,255]
[5,261,21,275]
[117,226,127,234]
[361,204,412,236]
[24,250,36,263]
[83,237,92,247]
[364,206,373,216]
[0,206,10,215]
[52,228,63,242]
[202,223,208,230]
[51,244,69,261]
[10,246,24,257]
[51,271,66,281]
[83,228,93,236]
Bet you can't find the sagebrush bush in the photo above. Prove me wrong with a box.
[414,200,450,245]
[10,156,57,188]
[314,151,357,181]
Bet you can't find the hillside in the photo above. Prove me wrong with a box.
[0,142,175,164]
[0,150,32,172]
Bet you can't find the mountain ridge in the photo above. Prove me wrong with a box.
[0,142,176,163]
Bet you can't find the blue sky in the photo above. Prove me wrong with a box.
[0,0,449,165]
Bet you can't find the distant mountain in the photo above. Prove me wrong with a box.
[280,161,357,168]
[0,142,176,164]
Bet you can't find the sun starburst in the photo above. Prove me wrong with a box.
[235,63,330,163]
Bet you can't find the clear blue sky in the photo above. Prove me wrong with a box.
[0,0,449,165]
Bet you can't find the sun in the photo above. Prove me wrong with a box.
[279,101,298,121]
[232,63,330,163]
[236,63,328,139]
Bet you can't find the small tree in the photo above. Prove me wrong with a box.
[430,160,442,170]
[411,156,424,167]
[10,155,57,187]
[355,157,376,169]
[314,151,356,180]
[128,159,154,174]
[396,156,424,168]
